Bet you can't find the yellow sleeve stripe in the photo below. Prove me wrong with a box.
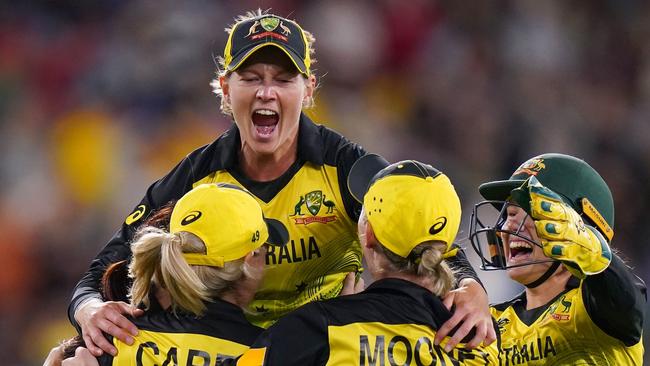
[236,348,267,366]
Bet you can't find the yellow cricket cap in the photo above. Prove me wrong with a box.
[169,183,288,267]
[348,154,461,257]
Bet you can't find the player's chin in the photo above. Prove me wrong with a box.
[505,266,529,283]
[248,139,280,155]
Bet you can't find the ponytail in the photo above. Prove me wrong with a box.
[129,226,249,316]
[415,244,456,297]
[129,227,166,311]
[378,241,456,297]
[158,231,211,315]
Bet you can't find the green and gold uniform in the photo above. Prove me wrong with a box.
[70,115,482,329]
[70,115,364,329]
[491,255,645,365]
[98,299,262,365]
[231,278,500,365]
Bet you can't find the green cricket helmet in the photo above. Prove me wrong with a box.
[469,153,614,272]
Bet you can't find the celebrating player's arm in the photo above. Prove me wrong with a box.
[435,248,495,351]
[70,155,197,356]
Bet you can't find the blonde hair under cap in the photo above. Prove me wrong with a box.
[348,154,462,296]
[129,183,287,316]
[348,155,462,257]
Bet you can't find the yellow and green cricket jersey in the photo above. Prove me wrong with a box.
[491,256,645,365]
[71,115,366,329]
[70,114,485,332]
[195,155,362,327]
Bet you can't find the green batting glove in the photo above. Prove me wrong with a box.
[527,176,612,278]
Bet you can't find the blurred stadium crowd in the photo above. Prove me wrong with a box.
[1,1,648,364]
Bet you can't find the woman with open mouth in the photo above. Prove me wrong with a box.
[470,153,645,365]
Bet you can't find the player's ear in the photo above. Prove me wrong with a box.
[220,75,230,100]
[306,74,316,95]
[363,221,377,249]
[302,74,316,108]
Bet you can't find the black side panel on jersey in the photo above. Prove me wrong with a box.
[320,279,454,329]
[319,125,367,223]
[97,334,115,366]
[131,299,263,347]
[582,254,647,346]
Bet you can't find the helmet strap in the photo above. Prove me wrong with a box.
[524,261,561,288]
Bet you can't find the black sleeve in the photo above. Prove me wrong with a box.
[247,304,329,365]
[582,253,647,346]
[67,155,199,332]
[445,244,485,289]
[96,334,114,365]
[335,139,367,223]
[96,345,114,365]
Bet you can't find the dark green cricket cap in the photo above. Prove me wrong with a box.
[479,153,615,240]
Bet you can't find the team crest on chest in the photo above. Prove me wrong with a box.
[545,295,572,323]
[291,190,337,225]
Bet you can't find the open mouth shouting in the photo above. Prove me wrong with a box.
[252,109,279,139]
[507,239,535,264]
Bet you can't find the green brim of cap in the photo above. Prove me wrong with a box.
[348,154,390,203]
[227,43,308,76]
[264,217,289,246]
[478,179,527,202]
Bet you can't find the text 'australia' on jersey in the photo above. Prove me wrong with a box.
[491,281,643,365]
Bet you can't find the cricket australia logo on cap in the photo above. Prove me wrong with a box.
[290,190,337,225]
[514,158,546,176]
[246,16,291,42]
[260,17,279,32]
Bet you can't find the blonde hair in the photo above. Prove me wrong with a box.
[129,226,257,316]
[378,242,456,297]
[210,9,318,116]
